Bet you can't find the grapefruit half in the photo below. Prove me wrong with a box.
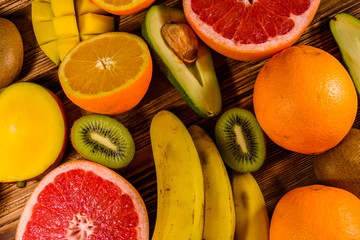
[183,0,321,61]
[16,160,149,240]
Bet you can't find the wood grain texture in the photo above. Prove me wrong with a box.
[1,0,360,239]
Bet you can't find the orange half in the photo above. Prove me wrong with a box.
[58,32,152,115]
[91,0,155,15]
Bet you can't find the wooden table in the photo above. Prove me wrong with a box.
[0,0,359,239]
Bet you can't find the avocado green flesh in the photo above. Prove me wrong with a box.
[142,5,222,118]
[330,13,360,95]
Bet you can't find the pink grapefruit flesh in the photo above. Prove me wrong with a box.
[16,160,149,240]
[183,0,321,61]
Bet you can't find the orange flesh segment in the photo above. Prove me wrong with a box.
[63,35,144,95]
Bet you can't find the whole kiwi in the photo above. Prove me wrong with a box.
[0,18,23,89]
[313,128,360,198]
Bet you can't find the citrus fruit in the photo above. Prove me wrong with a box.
[253,45,358,154]
[16,160,149,239]
[58,32,152,115]
[0,82,67,183]
[183,0,321,61]
[270,185,360,240]
[91,0,155,15]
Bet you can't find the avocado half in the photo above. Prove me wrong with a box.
[330,13,360,95]
[142,5,222,118]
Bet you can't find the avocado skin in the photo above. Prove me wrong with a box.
[141,5,222,118]
[0,18,23,89]
[330,13,360,95]
[313,128,360,198]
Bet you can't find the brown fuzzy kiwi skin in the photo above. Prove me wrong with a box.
[70,117,86,161]
[313,128,360,198]
[0,18,24,89]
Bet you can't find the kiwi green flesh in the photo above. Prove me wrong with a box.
[71,114,135,169]
[141,5,222,118]
[215,108,266,173]
[330,13,360,95]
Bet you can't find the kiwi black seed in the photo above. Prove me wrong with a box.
[71,114,135,169]
[215,108,266,173]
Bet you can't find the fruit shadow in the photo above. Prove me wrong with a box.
[252,137,320,216]
[211,49,268,112]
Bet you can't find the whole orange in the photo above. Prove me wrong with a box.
[253,45,358,154]
[270,185,360,240]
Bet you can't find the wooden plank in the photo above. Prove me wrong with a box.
[0,0,360,239]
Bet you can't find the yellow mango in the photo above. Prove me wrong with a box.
[32,0,115,64]
[78,13,115,35]
[33,21,57,45]
[53,15,79,38]
[57,37,80,60]
[51,0,75,17]
[75,0,107,15]
[80,34,94,41]
[31,2,54,22]
[40,41,60,65]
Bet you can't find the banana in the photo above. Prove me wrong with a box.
[150,110,204,240]
[232,171,269,240]
[188,124,236,240]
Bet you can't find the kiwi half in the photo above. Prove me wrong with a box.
[215,108,266,172]
[71,114,135,169]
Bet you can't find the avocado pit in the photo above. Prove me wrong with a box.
[161,23,198,64]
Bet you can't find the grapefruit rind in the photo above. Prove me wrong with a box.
[183,0,321,61]
[16,160,149,240]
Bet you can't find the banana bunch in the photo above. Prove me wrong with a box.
[150,110,269,240]
[232,171,270,240]
[150,110,204,239]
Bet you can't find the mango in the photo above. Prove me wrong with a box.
[53,15,79,38]
[33,21,57,45]
[79,34,93,41]
[31,2,53,22]
[32,0,115,65]
[0,82,67,182]
[76,0,107,15]
[40,41,60,65]
[51,0,75,17]
[57,37,80,60]
[78,13,115,35]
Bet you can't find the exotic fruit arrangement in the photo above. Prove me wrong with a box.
[1,0,360,239]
